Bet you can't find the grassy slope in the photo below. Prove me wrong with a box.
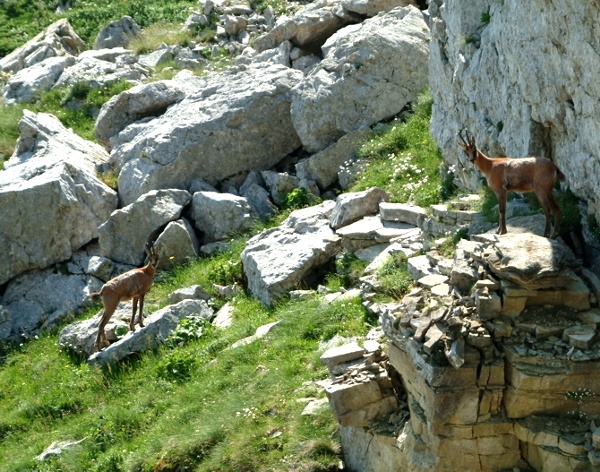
[0,4,448,466]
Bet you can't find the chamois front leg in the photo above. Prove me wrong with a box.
[130,297,139,332]
[496,189,508,235]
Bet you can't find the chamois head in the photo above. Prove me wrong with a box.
[145,244,160,270]
[457,129,477,163]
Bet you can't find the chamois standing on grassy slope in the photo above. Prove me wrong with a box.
[91,246,160,352]
[458,130,565,239]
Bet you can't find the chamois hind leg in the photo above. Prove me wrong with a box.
[138,294,145,328]
[548,193,561,239]
[536,189,554,238]
[96,299,119,351]
[129,297,139,332]
[496,189,508,235]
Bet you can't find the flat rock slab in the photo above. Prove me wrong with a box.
[231,320,281,348]
[484,233,581,290]
[321,342,365,370]
[379,202,427,226]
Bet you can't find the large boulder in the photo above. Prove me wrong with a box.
[290,6,430,152]
[87,300,214,365]
[330,187,390,229]
[98,189,191,266]
[341,0,416,17]
[0,19,85,74]
[0,111,117,286]
[252,2,353,53]
[93,16,141,50]
[2,55,76,105]
[191,191,255,243]
[110,63,304,205]
[483,233,581,290]
[1,268,99,343]
[241,201,341,306]
[154,219,200,269]
[94,80,186,150]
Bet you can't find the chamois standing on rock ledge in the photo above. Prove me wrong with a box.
[458,130,565,239]
[91,245,160,352]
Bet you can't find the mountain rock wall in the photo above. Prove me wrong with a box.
[428,0,600,219]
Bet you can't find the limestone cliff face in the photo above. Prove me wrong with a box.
[428,0,600,218]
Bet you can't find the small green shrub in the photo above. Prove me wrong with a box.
[280,187,320,210]
[438,228,469,258]
[335,252,367,288]
[208,259,242,286]
[155,350,198,381]
[377,252,413,300]
[481,7,491,24]
[167,316,212,347]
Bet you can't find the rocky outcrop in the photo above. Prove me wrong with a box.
[53,49,149,90]
[191,191,255,243]
[323,195,600,471]
[252,1,352,53]
[110,63,304,205]
[98,189,191,266]
[93,16,141,50]
[61,299,213,362]
[0,19,85,74]
[330,187,390,230]
[0,111,117,286]
[2,55,76,105]
[241,201,341,306]
[290,6,429,152]
[428,0,600,222]
[94,80,186,150]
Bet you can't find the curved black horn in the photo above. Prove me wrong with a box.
[458,129,468,145]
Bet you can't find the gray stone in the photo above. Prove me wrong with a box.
[292,54,321,73]
[191,191,255,242]
[53,54,148,91]
[290,6,429,152]
[261,170,300,206]
[242,201,340,306]
[231,320,281,348]
[189,178,218,194]
[138,48,173,68]
[0,19,85,74]
[379,202,427,226]
[407,254,433,281]
[341,0,416,17]
[296,130,372,190]
[87,256,114,282]
[330,188,390,230]
[484,234,581,290]
[98,189,191,266]
[213,302,234,328]
[3,55,76,105]
[111,64,304,205]
[0,111,117,286]
[167,285,211,304]
[94,80,185,150]
[93,16,140,50]
[252,3,350,53]
[88,300,214,365]
[320,342,365,370]
[2,269,96,343]
[242,183,277,220]
[154,218,199,269]
[239,170,266,195]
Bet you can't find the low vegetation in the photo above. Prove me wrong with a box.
[0,88,447,471]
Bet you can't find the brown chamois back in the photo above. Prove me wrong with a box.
[458,130,564,239]
[92,245,160,352]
